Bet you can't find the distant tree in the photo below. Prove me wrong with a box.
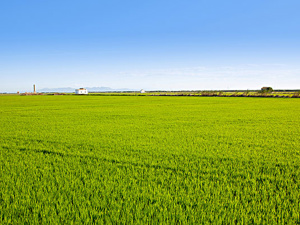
[261,87,273,93]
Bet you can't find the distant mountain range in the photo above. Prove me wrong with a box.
[38,87,137,92]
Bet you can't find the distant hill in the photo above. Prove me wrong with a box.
[38,87,135,93]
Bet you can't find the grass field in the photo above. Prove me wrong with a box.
[0,95,299,224]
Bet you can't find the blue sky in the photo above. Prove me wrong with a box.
[0,0,299,92]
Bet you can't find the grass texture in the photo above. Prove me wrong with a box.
[0,95,299,224]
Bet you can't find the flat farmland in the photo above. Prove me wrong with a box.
[0,95,299,224]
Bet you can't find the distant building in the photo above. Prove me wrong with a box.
[75,88,88,95]
[140,89,146,93]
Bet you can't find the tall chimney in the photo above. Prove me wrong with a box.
[33,84,36,94]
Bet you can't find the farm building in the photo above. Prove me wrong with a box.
[75,88,88,95]
[140,89,146,93]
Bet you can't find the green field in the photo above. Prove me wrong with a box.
[0,95,299,224]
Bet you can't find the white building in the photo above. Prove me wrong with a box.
[140,89,146,93]
[75,88,88,95]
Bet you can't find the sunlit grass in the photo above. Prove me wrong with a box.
[0,95,299,223]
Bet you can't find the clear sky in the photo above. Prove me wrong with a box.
[1,0,299,92]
